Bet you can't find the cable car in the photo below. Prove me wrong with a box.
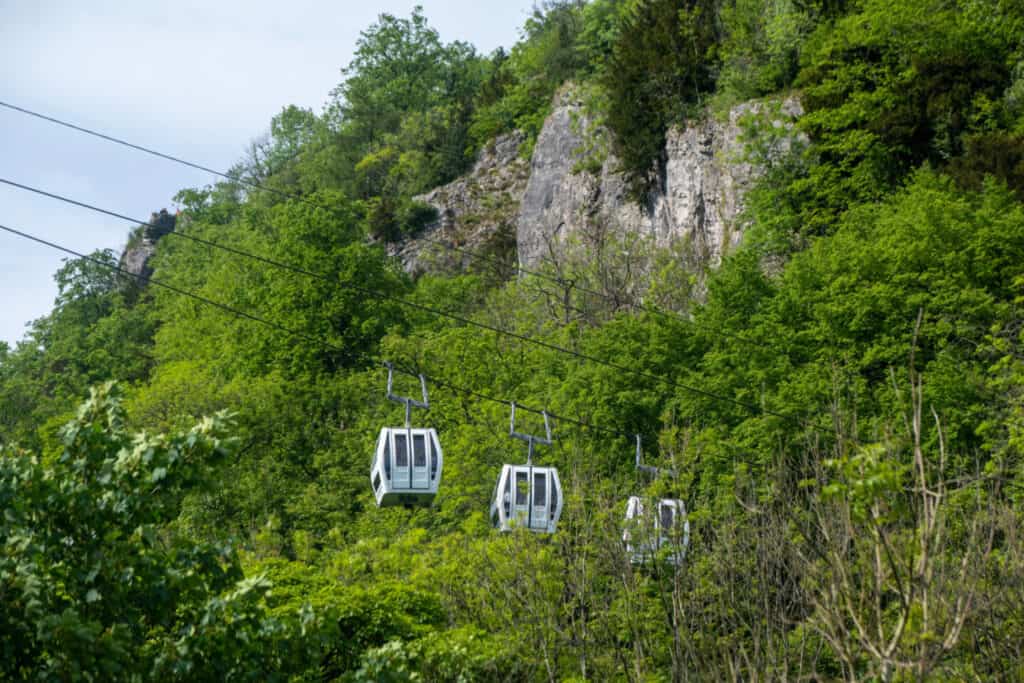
[490,403,563,533]
[623,436,690,565]
[623,496,690,565]
[370,364,442,507]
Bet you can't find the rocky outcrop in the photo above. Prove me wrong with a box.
[120,209,176,281]
[392,132,530,275]
[397,90,803,278]
[516,90,804,269]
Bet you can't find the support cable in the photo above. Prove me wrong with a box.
[0,176,816,432]
[0,220,652,443]
[0,98,769,348]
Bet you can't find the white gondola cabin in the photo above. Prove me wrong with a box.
[622,496,689,565]
[490,464,562,533]
[623,436,689,564]
[371,426,442,506]
[370,365,443,507]
[490,404,563,533]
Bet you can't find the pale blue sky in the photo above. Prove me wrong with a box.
[0,0,535,346]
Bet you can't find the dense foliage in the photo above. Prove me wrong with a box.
[603,0,719,195]
[0,384,322,680]
[3,0,1024,679]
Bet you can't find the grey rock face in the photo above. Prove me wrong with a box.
[516,91,804,269]
[120,241,158,280]
[119,209,176,281]
[393,131,530,275]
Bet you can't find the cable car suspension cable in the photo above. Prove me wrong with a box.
[0,98,769,347]
[0,220,655,443]
[0,176,817,434]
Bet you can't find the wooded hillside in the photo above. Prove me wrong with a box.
[3,1,1024,679]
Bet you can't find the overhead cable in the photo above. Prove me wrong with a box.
[0,98,747,331]
[0,176,812,431]
[0,220,649,443]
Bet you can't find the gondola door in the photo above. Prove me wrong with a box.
[511,467,532,529]
[392,430,411,490]
[530,469,549,531]
[410,430,430,490]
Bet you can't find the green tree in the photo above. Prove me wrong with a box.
[0,249,157,450]
[0,384,327,680]
[325,7,485,197]
[793,0,1021,234]
[715,0,811,106]
[603,0,720,196]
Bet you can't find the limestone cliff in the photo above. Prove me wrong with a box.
[397,91,803,277]
[119,209,176,281]
[516,90,804,269]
